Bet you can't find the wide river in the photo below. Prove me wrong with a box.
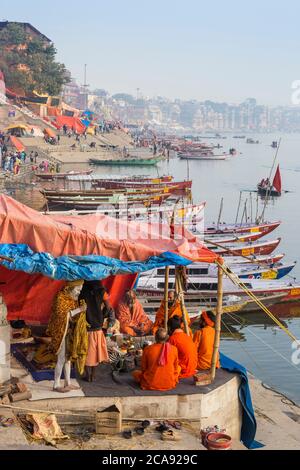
[11,132,300,404]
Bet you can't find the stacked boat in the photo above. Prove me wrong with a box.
[137,218,300,314]
[40,175,194,214]
[39,170,300,315]
[176,142,233,160]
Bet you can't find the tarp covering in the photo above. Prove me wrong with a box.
[0,195,218,324]
[220,353,264,449]
[9,136,25,152]
[54,116,86,134]
[0,244,192,281]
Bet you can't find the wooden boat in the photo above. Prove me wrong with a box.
[41,186,177,198]
[137,278,300,303]
[35,170,93,180]
[138,291,287,315]
[42,193,171,210]
[92,179,192,193]
[43,202,206,221]
[89,156,162,166]
[179,153,229,161]
[204,221,281,236]
[257,165,282,197]
[138,292,284,316]
[66,174,174,183]
[139,261,296,282]
[205,230,270,244]
[222,253,285,265]
[208,238,281,256]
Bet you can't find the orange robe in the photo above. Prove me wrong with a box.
[117,299,153,336]
[152,300,192,335]
[168,330,197,378]
[193,326,220,370]
[132,343,179,390]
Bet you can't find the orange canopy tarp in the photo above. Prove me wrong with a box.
[55,116,86,134]
[9,136,25,152]
[0,195,218,324]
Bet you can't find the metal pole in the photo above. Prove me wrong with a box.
[164,266,170,330]
[210,263,223,381]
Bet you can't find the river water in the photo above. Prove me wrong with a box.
[10,132,300,404]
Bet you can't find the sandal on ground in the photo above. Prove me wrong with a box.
[166,420,182,430]
[141,420,150,429]
[134,426,145,435]
[161,429,181,441]
[122,430,132,439]
[1,418,14,428]
[155,422,170,433]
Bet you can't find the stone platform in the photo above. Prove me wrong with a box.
[11,364,242,441]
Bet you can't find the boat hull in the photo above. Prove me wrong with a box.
[257,185,281,197]
[204,221,281,236]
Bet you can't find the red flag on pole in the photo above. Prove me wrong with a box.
[272,165,281,193]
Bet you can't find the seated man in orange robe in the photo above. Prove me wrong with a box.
[167,315,197,379]
[193,311,220,370]
[132,328,179,391]
[116,290,153,337]
[152,291,192,335]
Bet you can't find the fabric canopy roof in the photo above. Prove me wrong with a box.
[9,136,25,152]
[0,195,218,324]
[54,116,86,134]
[5,123,28,131]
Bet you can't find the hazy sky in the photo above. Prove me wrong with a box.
[1,0,300,105]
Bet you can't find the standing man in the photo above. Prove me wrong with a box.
[46,280,87,393]
[79,281,115,382]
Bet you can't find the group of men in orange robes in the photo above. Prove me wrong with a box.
[117,288,220,392]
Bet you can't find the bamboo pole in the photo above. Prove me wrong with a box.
[217,197,224,230]
[210,264,223,381]
[176,269,189,335]
[164,266,170,330]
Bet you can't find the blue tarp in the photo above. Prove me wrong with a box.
[0,244,192,281]
[220,353,264,449]
[81,119,90,128]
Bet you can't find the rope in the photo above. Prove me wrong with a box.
[217,261,298,343]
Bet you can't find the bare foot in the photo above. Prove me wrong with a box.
[53,387,71,393]
[64,384,80,391]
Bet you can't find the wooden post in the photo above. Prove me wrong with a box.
[235,191,242,224]
[177,269,189,335]
[164,266,170,330]
[210,264,223,381]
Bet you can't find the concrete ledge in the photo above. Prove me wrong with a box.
[13,374,242,440]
